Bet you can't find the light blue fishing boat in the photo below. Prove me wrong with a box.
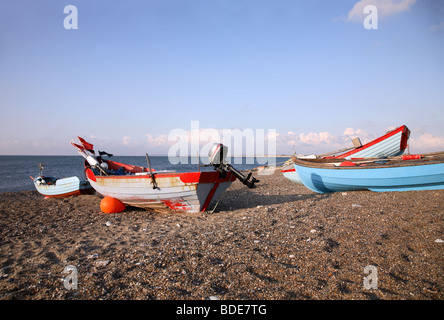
[282,125,411,185]
[293,152,444,193]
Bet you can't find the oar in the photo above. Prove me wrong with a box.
[146,153,158,189]
[334,153,442,166]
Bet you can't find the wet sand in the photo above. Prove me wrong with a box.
[0,169,443,300]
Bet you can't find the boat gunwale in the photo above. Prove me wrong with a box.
[292,152,444,170]
[93,170,233,180]
[84,159,237,184]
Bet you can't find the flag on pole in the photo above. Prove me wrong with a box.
[77,137,94,153]
[71,142,85,151]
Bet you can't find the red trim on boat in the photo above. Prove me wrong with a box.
[201,182,220,212]
[178,172,202,183]
[400,126,411,151]
[85,168,96,182]
[281,168,296,173]
[179,171,236,184]
[42,190,83,198]
[86,162,236,185]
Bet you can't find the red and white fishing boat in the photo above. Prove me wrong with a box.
[72,137,259,213]
[282,125,411,185]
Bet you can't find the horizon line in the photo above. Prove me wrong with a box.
[0,154,292,157]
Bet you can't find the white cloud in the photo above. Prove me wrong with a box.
[343,127,365,137]
[430,21,444,32]
[122,136,131,146]
[298,131,334,145]
[265,130,280,141]
[409,133,444,152]
[146,133,169,146]
[347,0,416,22]
[278,130,345,155]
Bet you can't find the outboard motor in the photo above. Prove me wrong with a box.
[208,143,259,188]
[209,143,228,166]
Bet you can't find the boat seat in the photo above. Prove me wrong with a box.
[42,176,57,185]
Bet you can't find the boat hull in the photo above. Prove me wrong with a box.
[281,166,303,185]
[339,125,410,159]
[294,160,444,194]
[34,176,94,198]
[85,169,236,213]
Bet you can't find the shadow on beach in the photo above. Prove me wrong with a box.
[213,171,332,211]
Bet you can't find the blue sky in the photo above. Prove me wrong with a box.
[0,0,443,155]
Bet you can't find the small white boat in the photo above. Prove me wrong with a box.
[31,163,94,198]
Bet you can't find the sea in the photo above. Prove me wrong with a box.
[0,155,288,193]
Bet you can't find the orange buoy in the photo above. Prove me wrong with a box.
[100,196,126,213]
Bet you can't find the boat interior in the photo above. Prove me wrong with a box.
[292,152,444,169]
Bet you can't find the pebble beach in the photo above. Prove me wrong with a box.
[0,167,443,301]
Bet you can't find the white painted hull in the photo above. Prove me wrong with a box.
[33,176,94,198]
